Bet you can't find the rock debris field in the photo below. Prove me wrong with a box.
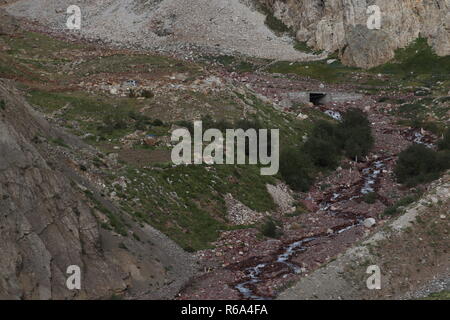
[6,0,321,61]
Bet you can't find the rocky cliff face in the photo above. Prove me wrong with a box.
[256,0,450,68]
[0,80,194,299]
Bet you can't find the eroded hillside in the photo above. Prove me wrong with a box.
[0,79,195,299]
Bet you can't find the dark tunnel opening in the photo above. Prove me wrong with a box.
[309,93,327,105]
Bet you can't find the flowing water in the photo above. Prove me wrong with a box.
[234,157,388,299]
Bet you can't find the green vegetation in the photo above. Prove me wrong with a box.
[112,163,276,251]
[267,59,358,83]
[339,108,374,160]
[206,55,260,72]
[84,190,128,236]
[260,218,282,238]
[422,290,450,300]
[372,38,450,84]
[383,192,423,216]
[303,120,340,169]
[363,192,377,204]
[279,146,315,192]
[395,143,450,187]
[49,137,70,148]
[257,4,291,34]
[280,109,374,191]
[0,99,5,110]
[293,41,323,55]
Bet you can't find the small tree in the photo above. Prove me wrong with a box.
[438,128,450,151]
[279,147,314,191]
[338,109,374,160]
[260,218,280,238]
[303,137,339,168]
[395,144,440,186]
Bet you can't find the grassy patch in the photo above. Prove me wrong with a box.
[422,290,450,300]
[267,59,358,83]
[383,192,423,216]
[293,41,323,55]
[371,38,450,85]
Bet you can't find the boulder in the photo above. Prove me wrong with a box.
[363,218,376,228]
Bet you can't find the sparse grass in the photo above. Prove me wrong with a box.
[49,137,70,149]
[422,290,450,300]
[371,38,450,85]
[363,192,377,204]
[293,41,323,55]
[111,163,276,251]
[383,192,423,216]
[267,59,358,83]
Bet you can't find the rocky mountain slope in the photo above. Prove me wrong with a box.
[0,79,194,299]
[5,0,450,67]
[256,0,450,68]
[5,0,319,61]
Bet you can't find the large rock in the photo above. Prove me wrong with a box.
[341,25,395,69]
[363,218,376,228]
[257,0,450,68]
[0,9,19,35]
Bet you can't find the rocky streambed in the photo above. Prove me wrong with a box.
[233,156,389,299]
[177,73,440,300]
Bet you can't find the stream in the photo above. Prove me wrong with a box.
[234,156,387,299]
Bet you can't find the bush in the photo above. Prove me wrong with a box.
[302,120,340,168]
[99,114,128,134]
[260,218,281,238]
[279,147,314,191]
[394,144,449,186]
[383,193,422,216]
[152,119,164,127]
[363,192,377,204]
[338,108,374,160]
[141,89,154,99]
[303,137,339,168]
[278,109,374,192]
[438,128,450,151]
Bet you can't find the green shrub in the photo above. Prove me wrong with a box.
[303,137,339,168]
[363,192,377,204]
[383,206,398,216]
[141,89,154,99]
[394,144,449,186]
[264,13,290,34]
[279,147,314,191]
[152,119,164,126]
[438,128,450,151]
[260,218,281,238]
[383,193,422,216]
[0,99,5,110]
[99,114,128,134]
[338,109,374,160]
